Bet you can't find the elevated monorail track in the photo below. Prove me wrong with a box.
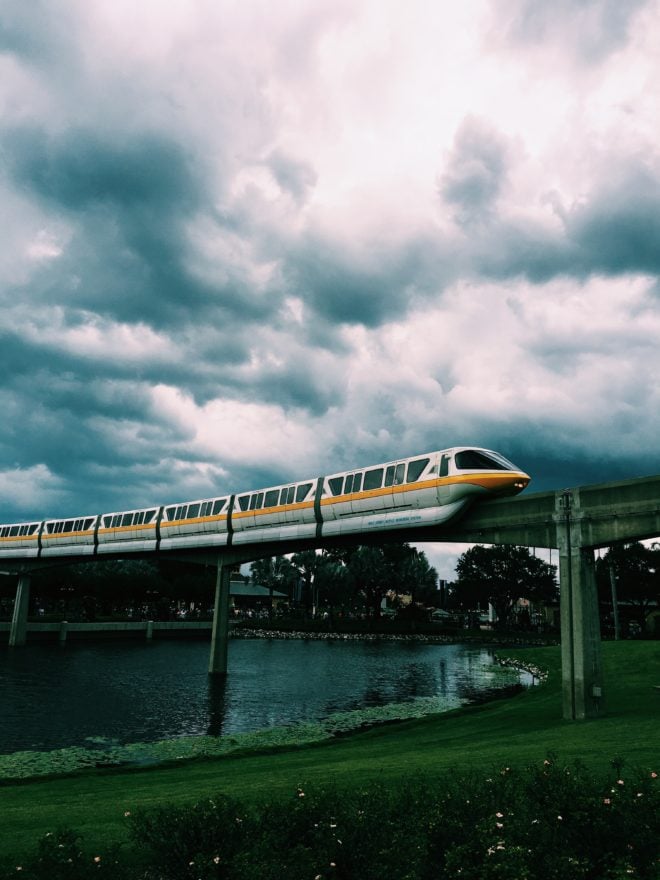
[4,455,660,722]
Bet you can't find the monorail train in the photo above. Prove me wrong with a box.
[0,447,530,560]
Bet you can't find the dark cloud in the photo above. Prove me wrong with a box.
[450,159,660,284]
[1,123,282,335]
[566,164,660,276]
[439,118,511,225]
[501,0,648,63]
[0,0,78,67]
[266,150,317,203]
[285,232,446,329]
[4,126,199,211]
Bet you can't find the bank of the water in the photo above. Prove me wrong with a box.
[0,642,657,865]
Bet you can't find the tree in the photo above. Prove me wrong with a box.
[596,542,660,631]
[454,544,557,629]
[249,555,298,617]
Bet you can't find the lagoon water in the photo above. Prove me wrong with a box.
[0,638,530,755]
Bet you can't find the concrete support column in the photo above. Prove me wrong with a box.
[146,620,154,640]
[59,621,68,644]
[209,558,231,675]
[555,489,604,720]
[8,573,31,647]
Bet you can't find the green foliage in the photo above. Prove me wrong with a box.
[0,827,128,880]
[251,543,439,616]
[128,795,251,879]
[7,763,658,879]
[454,545,557,627]
[596,542,660,629]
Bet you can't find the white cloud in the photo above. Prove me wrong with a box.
[0,464,65,515]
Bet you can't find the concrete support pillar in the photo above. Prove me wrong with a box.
[146,620,154,640]
[8,573,31,647]
[555,489,604,720]
[59,621,68,644]
[209,558,231,675]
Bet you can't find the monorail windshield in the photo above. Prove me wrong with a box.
[455,450,515,471]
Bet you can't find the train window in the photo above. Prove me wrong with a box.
[455,450,507,471]
[344,474,353,494]
[165,507,175,521]
[112,515,121,527]
[238,495,250,512]
[249,494,258,510]
[264,490,279,508]
[407,458,429,482]
[212,499,225,515]
[256,493,264,508]
[188,503,200,519]
[328,477,343,496]
[296,482,312,502]
[439,454,451,477]
[287,486,295,504]
[146,510,157,521]
[279,488,288,504]
[120,514,131,527]
[135,512,144,525]
[364,468,384,491]
[384,466,395,487]
[9,526,19,537]
[395,463,405,484]
[352,473,362,492]
[66,520,74,532]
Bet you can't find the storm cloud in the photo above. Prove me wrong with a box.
[1,0,659,577]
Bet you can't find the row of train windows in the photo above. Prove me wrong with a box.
[47,518,95,535]
[237,483,312,513]
[0,523,39,538]
[103,510,158,529]
[327,458,430,497]
[165,499,226,522]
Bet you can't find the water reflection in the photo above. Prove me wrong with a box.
[0,639,529,754]
[207,675,228,738]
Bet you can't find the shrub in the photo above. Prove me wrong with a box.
[128,794,253,880]
[5,761,659,879]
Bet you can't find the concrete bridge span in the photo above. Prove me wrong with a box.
[5,474,660,722]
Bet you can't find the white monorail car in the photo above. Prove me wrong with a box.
[0,447,529,560]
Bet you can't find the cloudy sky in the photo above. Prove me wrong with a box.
[1,0,659,577]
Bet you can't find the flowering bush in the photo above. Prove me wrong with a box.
[2,759,658,879]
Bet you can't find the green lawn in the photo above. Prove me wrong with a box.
[1,641,658,863]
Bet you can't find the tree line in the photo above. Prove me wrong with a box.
[1,539,657,631]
